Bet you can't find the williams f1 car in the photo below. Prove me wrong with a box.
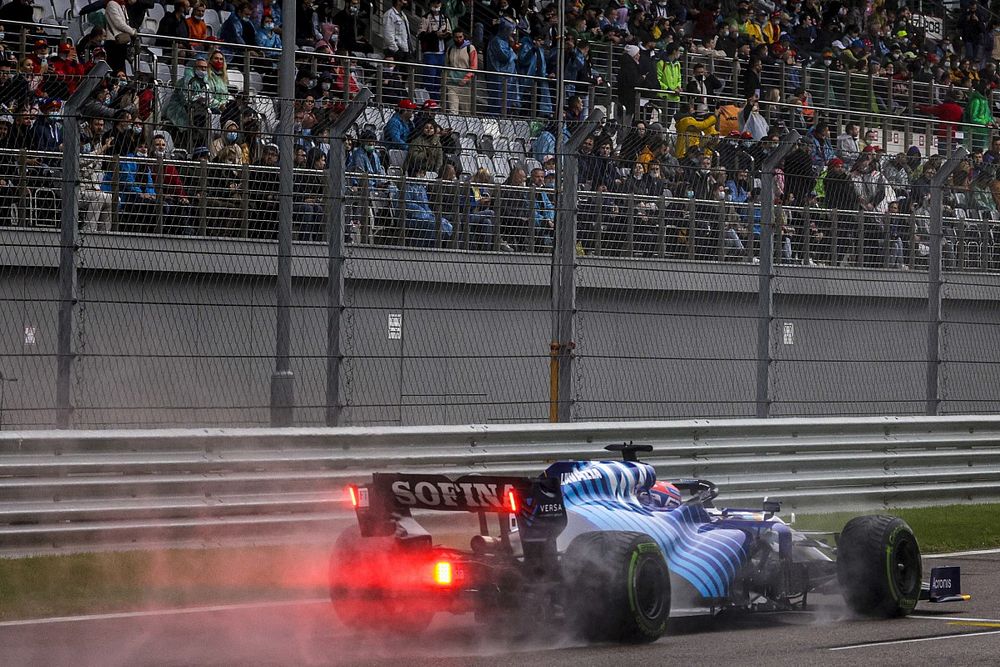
[330,443,968,642]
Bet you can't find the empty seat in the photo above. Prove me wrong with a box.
[203,9,223,34]
[249,70,264,93]
[460,154,477,174]
[492,155,511,181]
[227,69,245,92]
[459,134,477,151]
[388,149,405,167]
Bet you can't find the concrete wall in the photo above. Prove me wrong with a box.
[2,230,1000,428]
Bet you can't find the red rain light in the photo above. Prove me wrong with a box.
[507,489,518,513]
[347,485,358,508]
[433,561,453,587]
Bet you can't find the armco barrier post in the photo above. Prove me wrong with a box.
[271,0,297,426]
[56,62,110,428]
[755,131,799,419]
[551,107,604,423]
[325,88,372,427]
[926,147,967,415]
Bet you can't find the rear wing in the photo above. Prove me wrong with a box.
[349,472,566,544]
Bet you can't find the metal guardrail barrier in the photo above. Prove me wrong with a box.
[2,416,999,554]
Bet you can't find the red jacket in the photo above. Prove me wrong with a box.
[49,57,87,96]
[917,100,964,140]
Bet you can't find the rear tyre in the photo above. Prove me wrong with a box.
[328,526,432,635]
[562,531,670,643]
[837,515,922,617]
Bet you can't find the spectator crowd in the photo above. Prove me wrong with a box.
[2,0,1000,265]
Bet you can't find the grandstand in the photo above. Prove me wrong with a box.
[1,0,999,267]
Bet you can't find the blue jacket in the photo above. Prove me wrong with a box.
[488,19,517,73]
[255,26,281,49]
[534,190,554,228]
[31,118,62,152]
[346,146,385,176]
[383,113,413,149]
[220,13,251,46]
[533,130,556,162]
[517,36,547,78]
[102,156,155,201]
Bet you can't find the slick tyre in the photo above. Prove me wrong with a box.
[562,531,670,643]
[837,515,922,618]
[328,526,432,635]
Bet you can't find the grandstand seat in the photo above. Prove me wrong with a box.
[459,134,477,151]
[467,117,483,137]
[51,0,74,21]
[203,9,223,35]
[483,118,500,138]
[388,149,405,168]
[148,3,165,23]
[460,154,477,174]
[412,88,430,105]
[524,158,542,173]
[479,134,494,157]
[492,155,510,181]
[476,154,493,174]
[227,69,244,92]
[248,70,264,93]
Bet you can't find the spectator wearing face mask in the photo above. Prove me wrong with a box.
[418,0,451,101]
[204,48,231,109]
[179,1,211,52]
[256,15,282,49]
[333,0,372,54]
[31,99,63,152]
[211,119,247,164]
[163,53,213,151]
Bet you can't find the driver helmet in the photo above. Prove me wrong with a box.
[648,481,682,509]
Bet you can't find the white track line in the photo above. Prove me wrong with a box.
[925,547,1000,558]
[0,598,329,628]
[829,629,1000,651]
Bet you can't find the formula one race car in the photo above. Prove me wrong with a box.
[330,444,968,642]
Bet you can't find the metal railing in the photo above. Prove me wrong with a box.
[4,146,999,274]
[2,416,999,553]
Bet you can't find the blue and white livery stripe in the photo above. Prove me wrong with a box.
[549,460,749,600]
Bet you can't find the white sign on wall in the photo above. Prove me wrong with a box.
[387,313,402,340]
[24,326,36,346]
[783,322,795,345]
[910,14,943,40]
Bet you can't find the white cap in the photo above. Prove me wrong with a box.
[624,45,640,58]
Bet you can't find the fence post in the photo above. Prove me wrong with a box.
[56,63,109,428]
[551,108,604,423]
[926,147,968,416]
[271,0,298,427]
[755,131,799,419]
[325,89,372,427]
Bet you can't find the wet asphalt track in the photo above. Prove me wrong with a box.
[3,552,998,666]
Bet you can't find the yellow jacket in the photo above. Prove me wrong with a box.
[674,113,719,159]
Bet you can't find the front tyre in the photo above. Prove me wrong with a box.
[562,531,671,643]
[837,515,921,617]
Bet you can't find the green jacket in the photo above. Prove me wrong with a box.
[964,89,994,149]
[656,59,681,102]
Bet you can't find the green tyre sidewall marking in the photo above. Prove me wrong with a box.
[627,541,668,635]
[885,524,918,611]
